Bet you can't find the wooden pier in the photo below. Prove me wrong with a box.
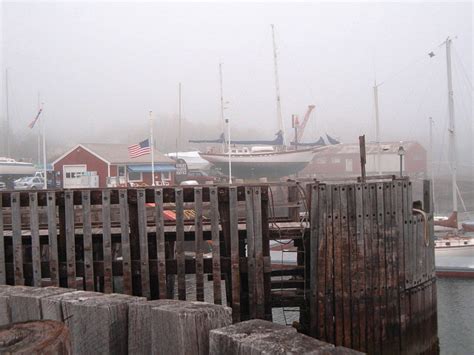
[0,178,438,354]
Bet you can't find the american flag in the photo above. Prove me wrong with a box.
[128,139,151,158]
[28,108,43,129]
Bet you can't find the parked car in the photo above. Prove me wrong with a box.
[14,176,44,190]
[186,170,215,184]
[0,181,6,190]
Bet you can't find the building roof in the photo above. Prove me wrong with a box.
[315,141,424,156]
[52,143,175,166]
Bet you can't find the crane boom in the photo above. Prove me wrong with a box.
[296,105,315,142]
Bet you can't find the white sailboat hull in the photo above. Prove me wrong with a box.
[200,148,318,179]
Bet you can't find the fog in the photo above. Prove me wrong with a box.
[0,1,472,176]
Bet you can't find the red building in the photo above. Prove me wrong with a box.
[52,143,176,188]
[300,141,427,179]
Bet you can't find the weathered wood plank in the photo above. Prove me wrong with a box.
[354,184,366,352]
[347,185,359,350]
[137,189,150,299]
[375,182,386,351]
[119,190,132,295]
[309,183,319,337]
[325,185,334,344]
[362,184,373,354]
[229,186,240,322]
[339,185,351,348]
[390,182,401,352]
[253,187,265,319]
[369,183,379,353]
[64,191,77,289]
[47,192,59,286]
[175,188,186,300]
[82,191,94,291]
[210,187,222,305]
[317,184,328,340]
[260,187,273,322]
[154,189,167,299]
[29,193,42,287]
[102,189,113,293]
[11,193,24,285]
[0,195,5,285]
[332,185,344,346]
[195,187,204,302]
[245,187,256,318]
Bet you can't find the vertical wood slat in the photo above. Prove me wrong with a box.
[347,185,359,350]
[194,187,204,302]
[175,188,186,300]
[154,189,167,299]
[64,191,77,289]
[102,189,113,293]
[317,184,327,340]
[47,192,59,286]
[229,187,240,322]
[119,190,133,295]
[210,187,222,305]
[11,193,24,285]
[0,194,5,285]
[309,183,319,337]
[137,189,150,299]
[260,187,272,322]
[362,184,373,354]
[407,182,414,288]
[325,185,334,344]
[332,185,343,346]
[253,187,264,319]
[390,182,401,351]
[402,181,411,289]
[29,192,41,287]
[369,184,380,353]
[11,192,25,286]
[380,183,390,348]
[245,187,256,319]
[339,186,351,348]
[82,190,94,291]
[395,180,407,353]
[355,184,366,352]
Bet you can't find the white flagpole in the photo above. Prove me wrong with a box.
[149,110,155,186]
[41,102,47,189]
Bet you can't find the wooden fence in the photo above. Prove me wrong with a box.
[0,178,438,354]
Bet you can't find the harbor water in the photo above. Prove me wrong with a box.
[437,278,474,354]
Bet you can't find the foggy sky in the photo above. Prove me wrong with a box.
[0,1,472,172]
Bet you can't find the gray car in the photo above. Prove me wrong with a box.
[14,176,44,190]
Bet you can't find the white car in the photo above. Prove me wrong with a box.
[0,182,6,190]
[14,177,44,190]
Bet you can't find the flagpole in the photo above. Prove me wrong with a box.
[41,102,47,189]
[149,110,155,186]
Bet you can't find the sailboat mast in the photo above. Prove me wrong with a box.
[271,24,286,146]
[219,63,226,151]
[177,82,182,159]
[5,68,10,157]
[445,37,457,214]
[373,83,382,174]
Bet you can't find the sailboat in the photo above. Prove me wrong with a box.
[432,37,474,254]
[196,26,322,180]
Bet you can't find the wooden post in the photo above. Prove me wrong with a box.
[359,135,366,183]
[151,302,232,355]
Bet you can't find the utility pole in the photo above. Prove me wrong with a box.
[429,117,436,211]
[177,82,182,159]
[445,37,457,215]
[271,24,286,146]
[373,83,382,175]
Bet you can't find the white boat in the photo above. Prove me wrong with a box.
[0,157,35,176]
[432,38,474,255]
[200,147,319,179]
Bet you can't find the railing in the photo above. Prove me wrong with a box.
[0,178,438,354]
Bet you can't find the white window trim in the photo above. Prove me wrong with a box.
[161,171,172,181]
[128,171,143,182]
[117,165,127,177]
